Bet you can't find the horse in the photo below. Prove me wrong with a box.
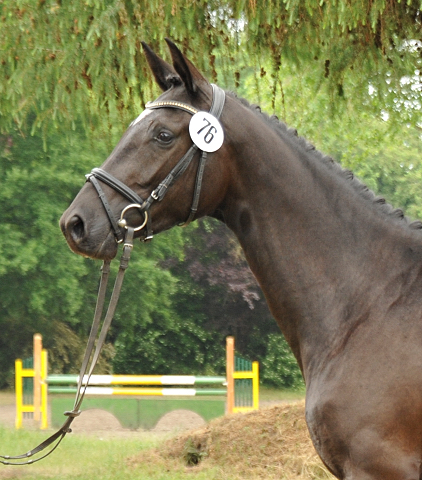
[60,39,422,480]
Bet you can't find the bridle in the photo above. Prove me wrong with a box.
[86,83,226,243]
[0,84,225,465]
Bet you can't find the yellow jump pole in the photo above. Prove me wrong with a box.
[252,361,259,410]
[226,336,235,414]
[33,334,42,423]
[15,359,23,429]
[40,349,48,429]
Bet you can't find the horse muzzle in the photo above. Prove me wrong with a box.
[60,209,117,260]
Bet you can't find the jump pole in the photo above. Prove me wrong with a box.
[14,359,24,429]
[33,334,42,422]
[226,336,235,414]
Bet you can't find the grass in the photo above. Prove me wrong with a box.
[0,427,169,480]
[0,427,231,480]
[260,386,306,403]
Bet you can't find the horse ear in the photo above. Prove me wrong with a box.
[165,38,209,95]
[141,42,182,92]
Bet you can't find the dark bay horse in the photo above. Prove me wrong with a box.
[60,39,422,479]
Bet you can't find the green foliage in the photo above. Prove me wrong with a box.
[237,56,422,221]
[260,334,304,389]
[45,321,114,375]
[112,270,226,376]
[183,437,208,466]
[1,1,421,135]
[0,126,100,386]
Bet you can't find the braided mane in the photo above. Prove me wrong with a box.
[227,91,422,232]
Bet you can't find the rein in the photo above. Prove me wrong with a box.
[0,84,226,466]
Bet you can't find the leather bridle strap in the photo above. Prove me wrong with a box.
[182,84,225,225]
[89,176,125,243]
[146,84,225,227]
[89,168,144,205]
[86,169,147,243]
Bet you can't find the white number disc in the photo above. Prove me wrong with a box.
[189,111,224,153]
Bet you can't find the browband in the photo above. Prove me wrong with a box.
[145,101,198,115]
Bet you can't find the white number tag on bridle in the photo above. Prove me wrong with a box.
[189,112,224,153]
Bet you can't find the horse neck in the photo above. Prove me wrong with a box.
[220,107,421,378]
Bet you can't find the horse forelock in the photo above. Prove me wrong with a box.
[226,91,422,233]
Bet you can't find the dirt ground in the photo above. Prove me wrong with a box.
[130,401,335,479]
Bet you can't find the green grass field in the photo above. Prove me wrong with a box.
[0,427,183,480]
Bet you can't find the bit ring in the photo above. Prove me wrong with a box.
[118,204,148,231]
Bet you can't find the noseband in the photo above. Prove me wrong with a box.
[86,84,225,243]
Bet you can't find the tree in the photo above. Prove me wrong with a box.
[0,126,99,385]
[236,54,422,222]
[158,218,304,387]
[1,1,421,135]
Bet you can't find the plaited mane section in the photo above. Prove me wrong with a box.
[226,91,422,232]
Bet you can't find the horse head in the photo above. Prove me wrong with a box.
[60,39,232,260]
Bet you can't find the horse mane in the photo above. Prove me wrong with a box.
[226,91,422,232]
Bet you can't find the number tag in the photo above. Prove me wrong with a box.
[189,112,224,153]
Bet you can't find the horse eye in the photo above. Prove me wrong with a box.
[156,131,173,144]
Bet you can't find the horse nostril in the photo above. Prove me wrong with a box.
[67,215,85,241]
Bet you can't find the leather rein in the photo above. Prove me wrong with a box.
[0,84,225,465]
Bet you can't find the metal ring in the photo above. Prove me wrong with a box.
[118,204,148,232]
